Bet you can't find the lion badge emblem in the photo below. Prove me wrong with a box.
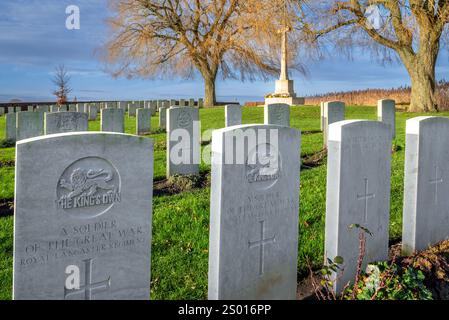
[56,157,121,218]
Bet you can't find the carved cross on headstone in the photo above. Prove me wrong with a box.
[64,258,111,300]
[357,178,376,224]
[429,165,443,205]
[248,220,276,276]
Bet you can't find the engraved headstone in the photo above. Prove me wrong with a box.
[180,99,186,107]
[325,120,391,294]
[128,103,138,117]
[136,108,151,135]
[323,101,345,148]
[378,99,396,139]
[15,107,22,113]
[225,104,242,127]
[264,104,290,127]
[209,124,301,299]
[0,107,5,116]
[198,98,204,108]
[8,107,15,114]
[166,107,200,177]
[402,117,449,255]
[28,106,34,112]
[50,105,58,113]
[13,132,154,300]
[89,105,98,121]
[45,112,89,135]
[101,108,124,133]
[16,111,44,141]
[68,105,77,112]
[189,99,195,107]
[59,105,68,112]
[6,113,17,141]
[159,106,167,131]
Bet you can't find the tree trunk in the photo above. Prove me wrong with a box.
[400,43,439,112]
[408,63,438,112]
[204,74,217,107]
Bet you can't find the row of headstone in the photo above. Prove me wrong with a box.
[321,99,396,146]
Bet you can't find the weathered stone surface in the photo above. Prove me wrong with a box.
[378,99,396,139]
[323,101,345,148]
[264,104,290,127]
[136,108,151,135]
[6,113,17,141]
[209,124,301,300]
[225,105,242,127]
[128,103,138,117]
[402,117,449,255]
[166,107,200,177]
[45,112,89,135]
[16,111,44,141]
[159,107,167,131]
[101,109,125,133]
[325,120,391,294]
[13,132,154,300]
[89,105,98,121]
[0,107,4,116]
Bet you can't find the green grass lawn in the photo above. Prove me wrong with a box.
[0,106,446,300]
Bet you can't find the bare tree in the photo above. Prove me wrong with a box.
[52,64,72,105]
[103,0,301,107]
[296,0,449,112]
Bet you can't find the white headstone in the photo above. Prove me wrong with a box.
[89,105,98,121]
[28,106,34,112]
[402,117,449,255]
[225,105,242,127]
[13,132,154,300]
[16,111,44,141]
[59,105,68,112]
[0,107,5,116]
[325,120,391,294]
[45,112,89,135]
[209,124,301,299]
[159,107,167,131]
[136,108,151,135]
[320,102,324,132]
[378,99,396,139]
[264,104,290,127]
[68,105,77,112]
[101,109,125,133]
[166,107,200,177]
[323,101,345,148]
[6,113,17,141]
[128,104,138,117]
[8,107,15,114]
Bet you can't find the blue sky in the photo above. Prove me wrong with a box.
[0,0,448,104]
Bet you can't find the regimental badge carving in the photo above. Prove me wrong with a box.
[246,143,281,190]
[56,157,121,218]
[272,107,285,123]
[177,109,192,128]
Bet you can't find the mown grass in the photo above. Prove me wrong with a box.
[0,106,447,300]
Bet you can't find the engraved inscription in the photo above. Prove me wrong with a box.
[177,109,192,128]
[64,258,111,300]
[248,220,276,276]
[272,107,285,123]
[58,115,78,131]
[357,178,375,224]
[56,157,121,218]
[246,144,281,190]
[429,165,443,205]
